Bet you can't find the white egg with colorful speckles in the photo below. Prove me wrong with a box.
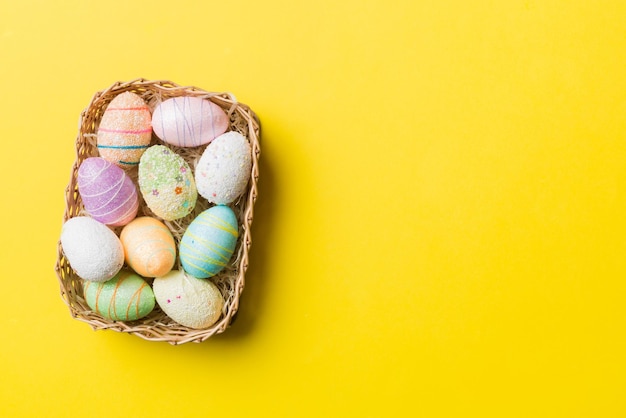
[195,131,252,205]
[153,270,224,329]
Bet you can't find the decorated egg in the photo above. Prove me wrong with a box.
[97,91,152,167]
[120,217,176,277]
[138,145,197,221]
[83,270,155,321]
[153,270,224,329]
[151,96,229,147]
[179,205,238,279]
[60,216,124,282]
[78,157,139,226]
[196,131,252,204]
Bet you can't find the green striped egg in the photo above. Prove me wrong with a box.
[179,205,239,279]
[83,270,155,321]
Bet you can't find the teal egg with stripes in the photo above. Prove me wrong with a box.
[97,92,152,167]
[180,205,239,279]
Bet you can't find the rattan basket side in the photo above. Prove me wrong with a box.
[54,78,260,344]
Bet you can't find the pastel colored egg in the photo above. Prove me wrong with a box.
[153,270,224,329]
[83,270,155,321]
[61,216,124,282]
[97,91,152,167]
[120,217,176,277]
[179,205,238,279]
[151,96,229,147]
[196,131,252,204]
[78,157,139,226]
[138,145,197,221]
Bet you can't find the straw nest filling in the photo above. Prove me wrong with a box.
[55,79,260,344]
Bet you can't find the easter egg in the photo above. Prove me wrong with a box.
[60,216,124,282]
[196,131,252,204]
[97,91,152,167]
[138,145,197,221]
[78,157,139,226]
[179,205,238,279]
[83,270,155,321]
[151,97,229,147]
[120,217,176,277]
[153,270,224,329]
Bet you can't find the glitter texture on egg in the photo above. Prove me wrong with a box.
[97,92,152,167]
[138,145,197,221]
[196,131,252,205]
[60,216,124,282]
[77,157,139,226]
[153,270,224,329]
[83,270,156,321]
[120,217,176,278]
[179,205,238,279]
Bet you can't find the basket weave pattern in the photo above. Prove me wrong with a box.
[55,79,260,344]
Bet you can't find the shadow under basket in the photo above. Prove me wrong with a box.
[55,78,261,344]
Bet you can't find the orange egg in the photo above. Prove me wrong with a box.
[97,92,152,167]
[120,217,176,277]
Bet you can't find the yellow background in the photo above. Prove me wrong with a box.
[1,1,625,416]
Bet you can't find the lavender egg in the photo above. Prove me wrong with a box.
[78,157,139,226]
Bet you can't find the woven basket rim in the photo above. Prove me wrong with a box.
[55,78,261,344]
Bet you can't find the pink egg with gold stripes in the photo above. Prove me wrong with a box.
[151,97,229,147]
[97,91,152,167]
[78,157,139,226]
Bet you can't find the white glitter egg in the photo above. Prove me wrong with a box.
[195,131,252,204]
[60,216,124,282]
[153,270,224,329]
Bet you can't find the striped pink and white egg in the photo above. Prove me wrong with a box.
[151,96,229,147]
[97,91,152,167]
[77,157,139,226]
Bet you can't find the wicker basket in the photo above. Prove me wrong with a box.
[55,79,260,344]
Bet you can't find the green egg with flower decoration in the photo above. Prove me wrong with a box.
[138,145,197,221]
